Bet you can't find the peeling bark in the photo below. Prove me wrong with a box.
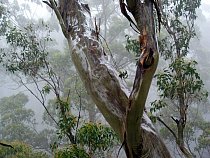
[47,0,172,157]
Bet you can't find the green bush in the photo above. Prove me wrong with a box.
[0,141,48,158]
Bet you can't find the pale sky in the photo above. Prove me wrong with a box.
[201,0,210,18]
[203,0,210,4]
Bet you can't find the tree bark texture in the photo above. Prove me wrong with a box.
[48,0,172,157]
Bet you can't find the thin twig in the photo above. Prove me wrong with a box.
[20,78,59,126]
[99,34,118,69]
[74,78,82,143]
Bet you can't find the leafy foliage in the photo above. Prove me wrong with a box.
[152,59,207,109]
[162,0,200,20]
[0,141,48,158]
[125,35,140,58]
[77,122,118,155]
[151,55,208,115]
[196,122,210,151]
[2,25,50,76]
[0,3,9,35]
[158,0,202,62]
[57,100,77,140]
[54,145,90,158]
[150,100,168,113]
[44,99,118,157]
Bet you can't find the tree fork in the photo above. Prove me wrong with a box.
[48,0,172,157]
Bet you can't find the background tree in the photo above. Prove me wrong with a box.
[148,0,209,157]
[123,32,208,157]
[0,93,36,144]
[0,93,55,152]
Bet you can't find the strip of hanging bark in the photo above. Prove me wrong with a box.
[119,0,140,34]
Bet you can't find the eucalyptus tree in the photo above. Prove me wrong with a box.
[149,0,208,157]
[44,0,172,157]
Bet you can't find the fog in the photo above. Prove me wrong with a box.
[0,0,210,157]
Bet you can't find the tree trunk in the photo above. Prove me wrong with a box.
[176,74,193,158]
[48,0,172,157]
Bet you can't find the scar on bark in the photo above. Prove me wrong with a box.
[139,29,154,70]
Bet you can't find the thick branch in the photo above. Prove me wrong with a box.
[48,0,68,38]
[49,0,129,137]
[70,45,127,135]
[125,1,159,156]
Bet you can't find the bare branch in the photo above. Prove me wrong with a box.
[42,1,52,8]
[19,78,59,126]
[171,116,179,125]
[157,116,177,140]
[74,78,82,143]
